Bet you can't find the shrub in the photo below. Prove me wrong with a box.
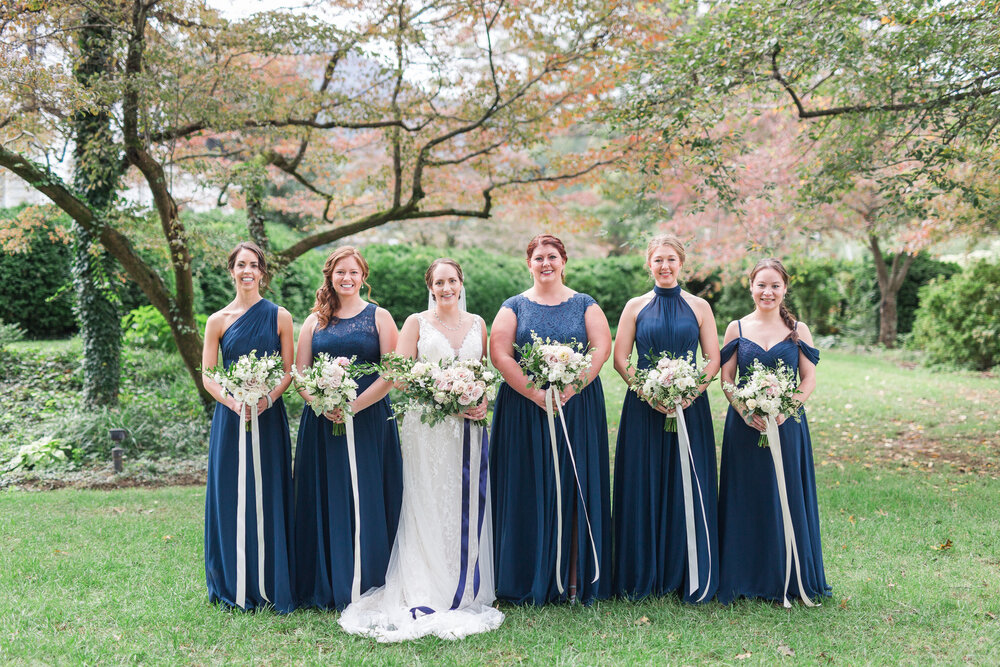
[910,261,1000,370]
[0,215,77,337]
[122,306,208,352]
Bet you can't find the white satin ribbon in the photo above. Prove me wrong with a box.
[544,386,601,595]
[764,415,816,608]
[235,401,269,610]
[344,412,362,603]
[674,404,712,601]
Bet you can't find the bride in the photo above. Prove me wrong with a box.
[339,258,504,642]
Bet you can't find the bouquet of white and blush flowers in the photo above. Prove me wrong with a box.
[631,350,708,432]
[515,333,592,395]
[293,354,363,435]
[723,358,802,447]
[382,353,499,427]
[205,351,285,431]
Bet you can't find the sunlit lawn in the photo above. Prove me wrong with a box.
[1,346,998,664]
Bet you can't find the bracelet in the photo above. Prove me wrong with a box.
[265,393,273,409]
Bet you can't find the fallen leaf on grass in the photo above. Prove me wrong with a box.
[634,616,651,626]
[162,535,173,541]
[735,651,752,660]
[932,539,953,551]
[111,507,125,515]
[848,515,856,525]
[986,612,997,620]
[839,596,851,609]
[778,643,795,657]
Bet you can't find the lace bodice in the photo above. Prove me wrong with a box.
[312,302,382,392]
[501,292,596,361]
[415,314,482,363]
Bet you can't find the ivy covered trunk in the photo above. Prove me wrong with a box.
[72,13,122,406]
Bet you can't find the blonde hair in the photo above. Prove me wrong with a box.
[645,234,686,266]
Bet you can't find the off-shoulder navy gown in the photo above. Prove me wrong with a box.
[293,302,403,610]
[612,284,718,602]
[205,298,295,613]
[717,321,831,604]
[490,293,611,605]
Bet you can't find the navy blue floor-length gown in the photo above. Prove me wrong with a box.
[205,298,295,613]
[293,302,403,610]
[612,284,718,602]
[716,321,831,604]
[490,293,611,605]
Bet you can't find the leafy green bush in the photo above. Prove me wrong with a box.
[909,261,1000,370]
[567,254,650,327]
[122,306,208,352]
[0,318,25,348]
[0,213,77,337]
[4,437,77,472]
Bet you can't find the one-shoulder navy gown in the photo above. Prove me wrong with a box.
[716,321,831,604]
[205,298,295,613]
[293,302,403,610]
[613,284,718,602]
[490,293,611,605]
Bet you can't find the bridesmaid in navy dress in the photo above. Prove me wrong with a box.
[612,235,720,602]
[293,246,403,610]
[490,234,612,605]
[201,241,296,612]
[717,258,831,604]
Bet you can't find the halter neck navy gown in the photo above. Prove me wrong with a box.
[490,293,611,605]
[612,284,718,602]
[293,302,403,610]
[716,321,831,604]
[205,298,295,613]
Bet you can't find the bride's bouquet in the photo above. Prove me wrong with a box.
[723,358,802,447]
[205,351,285,431]
[293,354,363,435]
[631,351,708,432]
[515,333,592,394]
[381,353,499,427]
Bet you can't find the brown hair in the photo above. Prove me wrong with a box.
[424,258,464,300]
[227,241,271,290]
[749,258,798,342]
[645,234,686,269]
[312,246,374,328]
[525,234,568,282]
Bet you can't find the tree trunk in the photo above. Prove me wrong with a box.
[868,235,917,348]
[72,13,121,406]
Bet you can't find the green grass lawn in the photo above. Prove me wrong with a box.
[2,347,999,664]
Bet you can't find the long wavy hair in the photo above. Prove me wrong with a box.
[311,246,374,328]
[227,241,271,291]
[749,258,798,342]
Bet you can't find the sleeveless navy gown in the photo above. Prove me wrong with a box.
[490,293,612,605]
[293,302,403,610]
[205,298,295,613]
[716,321,831,604]
[612,284,718,602]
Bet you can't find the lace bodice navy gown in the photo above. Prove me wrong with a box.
[612,285,718,602]
[716,322,831,604]
[205,298,295,613]
[490,293,611,605]
[293,303,403,610]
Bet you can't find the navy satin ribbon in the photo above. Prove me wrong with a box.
[409,419,490,619]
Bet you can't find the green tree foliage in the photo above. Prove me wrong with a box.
[0,0,632,401]
[910,261,1000,371]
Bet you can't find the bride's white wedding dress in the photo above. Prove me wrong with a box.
[338,314,503,642]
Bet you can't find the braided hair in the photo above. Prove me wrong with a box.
[749,258,798,342]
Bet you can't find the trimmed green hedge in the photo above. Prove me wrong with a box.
[910,261,1000,370]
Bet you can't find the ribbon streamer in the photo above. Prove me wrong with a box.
[345,412,362,603]
[235,401,269,610]
[764,415,816,608]
[674,404,712,601]
[545,386,601,595]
